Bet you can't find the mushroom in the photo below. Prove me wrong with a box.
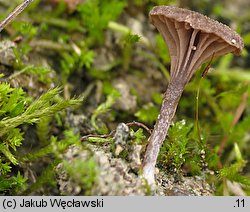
[143,6,244,185]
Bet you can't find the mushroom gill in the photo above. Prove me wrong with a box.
[143,6,244,185]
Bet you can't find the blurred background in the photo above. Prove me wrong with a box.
[0,0,250,195]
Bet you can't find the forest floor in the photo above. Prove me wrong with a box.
[0,0,250,195]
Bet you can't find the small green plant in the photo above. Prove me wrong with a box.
[21,130,86,195]
[217,143,250,195]
[63,157,98,195]
[131,128,147,144]
[77,0,126,44]
[0,171,27,195]
[135,103,159,125]
[121,33,141,70]
[0,81,81,194]
[91,89,120,134]
[158,120,194,173]
[60,46,95,83]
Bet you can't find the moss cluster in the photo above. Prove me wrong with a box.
[0,0,250,195]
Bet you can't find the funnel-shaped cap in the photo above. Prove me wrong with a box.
[150,6,244,83]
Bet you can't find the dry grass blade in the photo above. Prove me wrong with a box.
[0,0,34,32]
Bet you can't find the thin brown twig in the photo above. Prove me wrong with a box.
[80,121,152,141]
[125,121,152,134]
[196,53,215,143]
[80,130,115,141]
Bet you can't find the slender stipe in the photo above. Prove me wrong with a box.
[0,0,34,32]
[143,5,244,185]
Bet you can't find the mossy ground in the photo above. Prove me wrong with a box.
[0,0,250,195]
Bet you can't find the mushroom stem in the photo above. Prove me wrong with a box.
[142,5,244,186]
[143,79,186,185]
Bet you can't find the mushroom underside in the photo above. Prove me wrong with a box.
[143,14,238,185]
[153,16,236,83]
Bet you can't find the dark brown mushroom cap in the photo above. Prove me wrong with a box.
[149,6,244,83]
[150,6,244,54]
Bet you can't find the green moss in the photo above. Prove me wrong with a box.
[1,0,250,195]
[0,81,82,194]
[63,157,98,195]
